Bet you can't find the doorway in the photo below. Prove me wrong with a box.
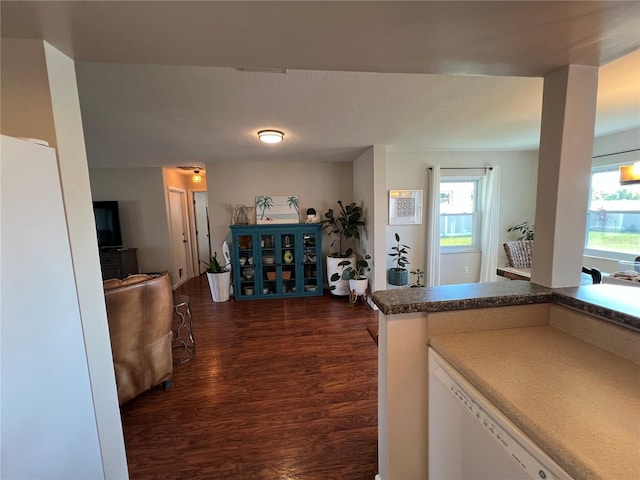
[193,191,211,274]
[168,187,192,287]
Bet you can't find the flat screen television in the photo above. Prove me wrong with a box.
[93,201,123,248]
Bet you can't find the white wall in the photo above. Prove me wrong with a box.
[0,39,57,147]
[1,39,128,478]
[89,167,173,276]
[353,146,387,295]
[386,150,539,285]
[204,160,353,281]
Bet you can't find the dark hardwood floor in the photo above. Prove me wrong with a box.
[121,274,379,479]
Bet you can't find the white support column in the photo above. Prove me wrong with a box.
[43,42,129,479]
[531,65,599,287]
[378,312,429,480]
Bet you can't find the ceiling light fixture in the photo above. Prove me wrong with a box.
[619,161,640,185]
[192,169,202,183]
[258,130,284,144]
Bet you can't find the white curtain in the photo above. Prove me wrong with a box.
[479,165,501,282]
[426,166,441,286]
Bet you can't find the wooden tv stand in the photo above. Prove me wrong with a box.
[99,248,138,280]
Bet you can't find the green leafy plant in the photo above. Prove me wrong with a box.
[508,221,534,241]
[410,268,425,287]
[319,201,365,257]
[201,252,227,273]
[388,233,410,271]
[332,254,371,281]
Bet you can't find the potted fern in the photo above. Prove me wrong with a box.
[319,201,365,295]
[387,233,410,286]
[201,252,230,302]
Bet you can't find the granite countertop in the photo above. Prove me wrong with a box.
[371,281,640,330]
[430,326,640,480]
[553,284,640,330]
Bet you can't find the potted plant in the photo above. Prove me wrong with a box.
[319,201,365,295]
[410,268,425,288]
[333,254,371,303]
[507,221,534,240]
[388,233,410,286]
[201,252,231,302]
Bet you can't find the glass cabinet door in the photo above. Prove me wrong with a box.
[259,231,298,296]
[236,233,256,298]
[302,231,320,294]
[279,233,297,295]
[260,232,277,295]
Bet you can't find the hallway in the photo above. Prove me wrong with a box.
[121,275,379,479]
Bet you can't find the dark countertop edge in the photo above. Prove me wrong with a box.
[552,290,640,332]
[372,282,640,331]
[374,291,555,315]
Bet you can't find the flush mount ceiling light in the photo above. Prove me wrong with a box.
[619,161,640,185]
[192,169,203,183]
[258,130,284,144]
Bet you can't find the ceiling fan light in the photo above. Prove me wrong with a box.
[258,130,284,144]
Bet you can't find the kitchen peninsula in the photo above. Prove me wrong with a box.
[372,281,640,480]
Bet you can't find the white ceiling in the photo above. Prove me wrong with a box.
[2,1,640,168]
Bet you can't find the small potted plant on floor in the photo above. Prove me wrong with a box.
[410,268,425,288]
[201,252,231,302]
[333,254,371,304]
[319,200,365,296]
[388,233,410,286]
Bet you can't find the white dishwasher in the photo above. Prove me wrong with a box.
[428,348,573,480]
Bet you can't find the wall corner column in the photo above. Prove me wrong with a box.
[531,65,598,287]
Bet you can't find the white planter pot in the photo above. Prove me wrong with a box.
[206,270,231,302]
[326,254,356,296]
[349,278,368,297]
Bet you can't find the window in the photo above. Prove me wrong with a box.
[585,167,640,258]
[440,178,481,251]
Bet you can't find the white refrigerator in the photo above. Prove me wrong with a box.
[1,135,105,478]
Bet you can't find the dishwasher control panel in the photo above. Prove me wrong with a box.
[430,349,571,480]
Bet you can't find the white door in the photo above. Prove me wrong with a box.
[193,191,211,274]
[168,188,191,285]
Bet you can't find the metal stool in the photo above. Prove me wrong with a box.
[172,294,195,364]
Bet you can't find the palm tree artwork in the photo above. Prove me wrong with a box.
[256,195,274,220]
[287,196,299,214]
[255,195,300,223]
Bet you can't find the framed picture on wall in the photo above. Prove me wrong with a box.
[389,190,423,225]
[255,195,300,224]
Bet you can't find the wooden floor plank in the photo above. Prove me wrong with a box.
[120,274,379,479]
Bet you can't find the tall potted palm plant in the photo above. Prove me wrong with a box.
[319,201,365,296]
[201,252,231,302]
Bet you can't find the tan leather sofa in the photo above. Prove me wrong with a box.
[103,272,173,405]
